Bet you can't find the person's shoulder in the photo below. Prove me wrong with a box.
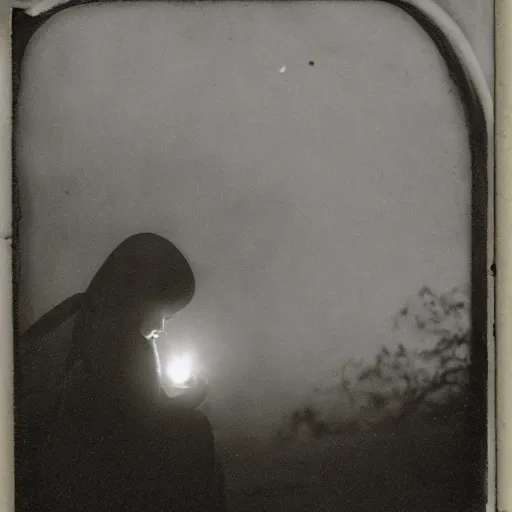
[17,313,78,416]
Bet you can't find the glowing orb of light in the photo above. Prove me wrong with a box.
[165,353,193,386]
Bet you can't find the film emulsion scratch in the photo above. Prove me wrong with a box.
[11,1,494,511]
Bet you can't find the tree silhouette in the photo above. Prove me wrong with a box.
[279,285,471,439]
[342,285,470,423]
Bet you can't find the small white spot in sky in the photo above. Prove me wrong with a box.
[280,66,287,74]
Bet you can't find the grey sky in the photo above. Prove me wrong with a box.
[16,1,491,435]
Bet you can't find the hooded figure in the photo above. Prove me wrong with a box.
[16,233,227,511]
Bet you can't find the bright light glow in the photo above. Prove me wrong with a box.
[166,354,193,386]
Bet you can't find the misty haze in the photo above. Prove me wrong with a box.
[14,2,491,511]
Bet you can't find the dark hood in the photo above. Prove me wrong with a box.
[51,233,196,424]
[19,232,196,343]
[85,232,196,316]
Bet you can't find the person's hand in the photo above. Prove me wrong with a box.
[163,377,208,410]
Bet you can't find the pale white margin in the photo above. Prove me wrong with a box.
[4,1,494,511]
[0,4,13,512]
[11,0,67,17]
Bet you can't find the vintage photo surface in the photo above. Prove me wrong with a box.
[12,1,494,511]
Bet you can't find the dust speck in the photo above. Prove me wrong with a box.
[280,66,287,74]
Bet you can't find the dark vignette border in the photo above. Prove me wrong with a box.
[11,0,492,508]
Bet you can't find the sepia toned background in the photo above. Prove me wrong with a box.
[15,1,492,510]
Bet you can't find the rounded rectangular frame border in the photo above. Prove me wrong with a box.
[9,1,495,510]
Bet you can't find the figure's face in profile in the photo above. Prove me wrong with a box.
[138,299,203,401]
[139,301,180,341]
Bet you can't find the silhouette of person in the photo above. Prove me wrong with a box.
[15,233,227,511]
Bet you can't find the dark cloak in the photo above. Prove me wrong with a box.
[16,233,226,511]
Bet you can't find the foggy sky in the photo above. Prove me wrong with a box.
[16,1,490,435]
